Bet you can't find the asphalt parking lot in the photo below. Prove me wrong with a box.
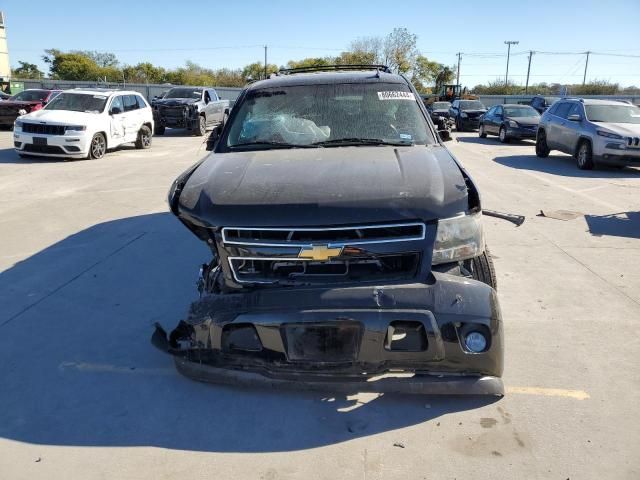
[0,130,638,479]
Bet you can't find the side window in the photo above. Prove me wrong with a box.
[567,103,582,117]
[123,95,138,112]
[452,101,458,109]
[495,106,503,116]
[210,90,218,101]
[553,102,572,119]
[110,95,124,114]
[136,95,148,109]
[204,91,211,103]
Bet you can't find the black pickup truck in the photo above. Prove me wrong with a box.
[153,66,504,396]
[152,87,229,136]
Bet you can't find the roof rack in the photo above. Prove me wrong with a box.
[277,64,392,76]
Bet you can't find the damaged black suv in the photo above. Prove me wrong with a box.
[154,65,504,396]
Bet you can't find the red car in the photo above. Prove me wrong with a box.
[0,89,62,129]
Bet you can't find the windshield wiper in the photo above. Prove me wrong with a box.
[228,141,317,149]
[311,138,412,147]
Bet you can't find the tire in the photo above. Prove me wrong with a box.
[499,126,510,143]
[155,125,165,136]
[195,115,206,136]
[471,249,498,290]
[576,140,594,170]
[479,124,487,138]
[87,133,106,160]
[535,130,550,157]
[135,125,152,149]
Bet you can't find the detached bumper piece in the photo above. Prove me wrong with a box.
[153,274,504,396]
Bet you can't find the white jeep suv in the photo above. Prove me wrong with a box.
[13,89,154,160]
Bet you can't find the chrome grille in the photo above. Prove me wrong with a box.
[222,222,426,285]
[222,223,425,247]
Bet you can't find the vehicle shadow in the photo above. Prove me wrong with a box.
[0,212,498,453]
[0,147,67,164]
[585,211,640,239]
[456,136,534,146]
[493,154,640,178]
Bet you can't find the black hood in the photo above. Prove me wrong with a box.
[155,98,198,106]
[176,146,469,228]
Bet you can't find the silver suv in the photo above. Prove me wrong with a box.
[536,98,640,169]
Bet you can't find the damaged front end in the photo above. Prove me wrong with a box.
[153,275,503,395]
[154,101,199,130]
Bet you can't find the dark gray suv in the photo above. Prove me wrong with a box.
[536,98,640,169]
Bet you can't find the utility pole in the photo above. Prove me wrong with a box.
[504,41,519,86]
[456,52,462,87]
[264,45,268,79]
[525,50,534,94]
[583,51,590,85]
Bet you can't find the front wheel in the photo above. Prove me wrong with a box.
[576,140,594,170]
[536,130,550,157]
[499,126,509,143]
[87,133,106,160]
[195,115,206,136]
[135,125,152,149]
[479,124,487,138]
[471,249,498,290]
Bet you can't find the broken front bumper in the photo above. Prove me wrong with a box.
[153,273,504,395]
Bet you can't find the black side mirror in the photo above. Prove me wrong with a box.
[206,126,221,151]
[110,106,122,115]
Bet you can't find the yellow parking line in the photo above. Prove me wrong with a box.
[507,386,590,400]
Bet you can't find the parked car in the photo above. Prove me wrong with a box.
[536,98,640,169]
[13,88,154,160]
[427,101,452,120]
[152,65,505,396]
[479,104,540,142]
[152,87,229,136]
[0,89,62,129]
[450,99,487,131]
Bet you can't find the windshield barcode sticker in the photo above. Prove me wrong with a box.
[377,91,415,101]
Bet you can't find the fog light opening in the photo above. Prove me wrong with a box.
[464,331,487,353]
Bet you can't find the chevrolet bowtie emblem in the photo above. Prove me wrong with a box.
[298,245,343,261]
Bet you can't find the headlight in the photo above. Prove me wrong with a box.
[14,119,23,129]
[65,125,87,132]
[432,212,485,265]
[508,120,519,128]
[460,112,468,118]
[597,130,623,140]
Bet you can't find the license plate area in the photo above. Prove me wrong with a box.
[33,137,47,146]
[284,322,362,362]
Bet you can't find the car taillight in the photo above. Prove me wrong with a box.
[31,104,43,112]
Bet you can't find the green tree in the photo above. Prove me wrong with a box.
[286,57,333,69]
[43,49,102,80]
[72,51,119,68]
[242,61,279,81]
[11,61,44,79]
[382,27,418,74]
[122,62,167,84]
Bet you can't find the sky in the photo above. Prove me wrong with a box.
[3,0,640,87]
